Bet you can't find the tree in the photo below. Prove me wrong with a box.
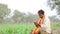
[48,0,60,14]
[0,4,10,23]
[12,10,39,23]
[12,10,26,23]
[0,4,10,17]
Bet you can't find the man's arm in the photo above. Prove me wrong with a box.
[34,21,39,26]
[34,17,45,27]
[38,17,45,27]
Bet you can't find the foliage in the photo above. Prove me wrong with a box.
[0,4,10,23]
[47,0,60,14]
[0,23,60,34]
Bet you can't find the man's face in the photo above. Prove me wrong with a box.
[38,13,43,18]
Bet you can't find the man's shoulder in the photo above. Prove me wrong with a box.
[45,16,50,21]
[44,16,51,23]
[45,16,49,19]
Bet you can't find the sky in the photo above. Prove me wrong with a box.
[0,0,57,16]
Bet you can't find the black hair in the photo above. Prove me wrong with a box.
[38,10,44,15]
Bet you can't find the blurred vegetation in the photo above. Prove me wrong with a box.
[0,4,10,24]
[0,3,60,24]
[48,0,60,14]
[0,4,39,24]
[47,0,60,23]
[0,23,60,34]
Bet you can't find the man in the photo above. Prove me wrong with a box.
[32,10,51,34]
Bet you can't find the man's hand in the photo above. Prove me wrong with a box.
[34,21,39,26]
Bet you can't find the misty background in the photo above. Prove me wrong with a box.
[0,0,60,34]
[0,0,60,24]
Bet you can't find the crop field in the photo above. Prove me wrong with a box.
[0,23,60,34]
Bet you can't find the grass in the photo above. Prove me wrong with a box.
[0,23,60,34]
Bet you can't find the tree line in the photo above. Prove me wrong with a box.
[0,3,60,24]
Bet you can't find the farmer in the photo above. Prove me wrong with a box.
[32,10,51,34]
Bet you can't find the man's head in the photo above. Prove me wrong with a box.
[38,10,44,18]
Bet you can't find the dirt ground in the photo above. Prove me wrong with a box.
[52,28,60,34]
